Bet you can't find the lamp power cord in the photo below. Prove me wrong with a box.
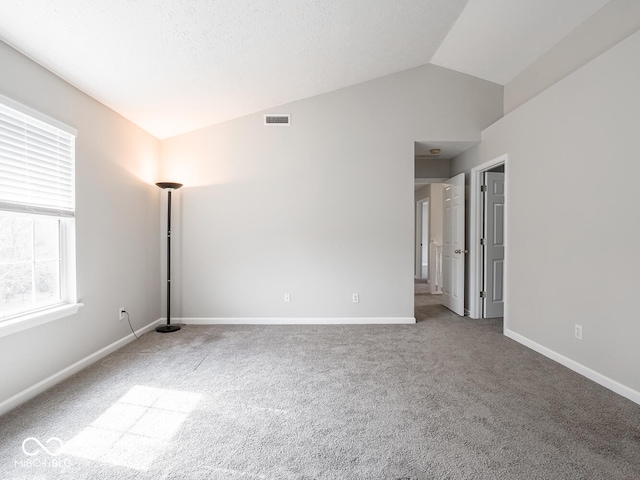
[122,310,139,339]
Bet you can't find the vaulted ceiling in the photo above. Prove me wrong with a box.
[0,0,611,139]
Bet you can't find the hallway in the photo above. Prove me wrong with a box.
[414,278,503,333]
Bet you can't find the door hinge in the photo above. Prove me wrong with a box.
[480,291,487,298]
[481,184,487,192]
[480,238,487,246]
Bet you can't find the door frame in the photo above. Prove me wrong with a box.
[469,154,508,322]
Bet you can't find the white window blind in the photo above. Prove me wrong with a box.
[0,95,76,217]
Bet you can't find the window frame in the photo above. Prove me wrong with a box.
[0,94,82,337]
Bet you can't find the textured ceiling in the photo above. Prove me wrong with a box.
[0,0,611,139]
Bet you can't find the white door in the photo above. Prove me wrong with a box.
[442,173,465,316]
[483,172,505,318]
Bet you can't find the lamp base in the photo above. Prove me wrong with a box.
[156,325,181,333]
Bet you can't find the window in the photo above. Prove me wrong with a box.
[0,94,80,333]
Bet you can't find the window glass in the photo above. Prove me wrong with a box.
[0,211,63,318]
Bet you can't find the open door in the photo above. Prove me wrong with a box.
[483,171,505,318]
[442,173,465,316]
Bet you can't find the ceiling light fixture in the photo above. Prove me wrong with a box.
[429,148,441,155]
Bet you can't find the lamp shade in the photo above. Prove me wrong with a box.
[156,182,183,190]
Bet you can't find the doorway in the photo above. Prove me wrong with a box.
[415,184,445,294]
[416,199,429,279]
[469,155,507,321]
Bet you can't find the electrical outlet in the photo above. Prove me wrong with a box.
[574,324,583,340]
[119,308,126,321]
[352,293,359,303]
[284,293,291,303]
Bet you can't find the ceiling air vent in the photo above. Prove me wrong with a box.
[264,114,290,126]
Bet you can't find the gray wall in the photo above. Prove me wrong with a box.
[451,30,640,394]
[504,0,640,114]
[161,64,503,321]
[0,41,161,406]
[415,158,450,178]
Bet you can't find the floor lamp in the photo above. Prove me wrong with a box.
[156,182,183,333]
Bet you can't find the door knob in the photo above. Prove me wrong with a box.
[455,249,461,254]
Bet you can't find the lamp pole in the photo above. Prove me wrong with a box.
[156,182,183,333]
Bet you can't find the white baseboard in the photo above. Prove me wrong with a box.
[505,329,640,406]
[180,317,416,325]
[0,318,162,417]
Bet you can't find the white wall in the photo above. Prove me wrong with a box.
[161,65,503,321]
[451,30,640,397]
[0,41,162,408]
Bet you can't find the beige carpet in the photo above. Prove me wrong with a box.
[0,286,638,479]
